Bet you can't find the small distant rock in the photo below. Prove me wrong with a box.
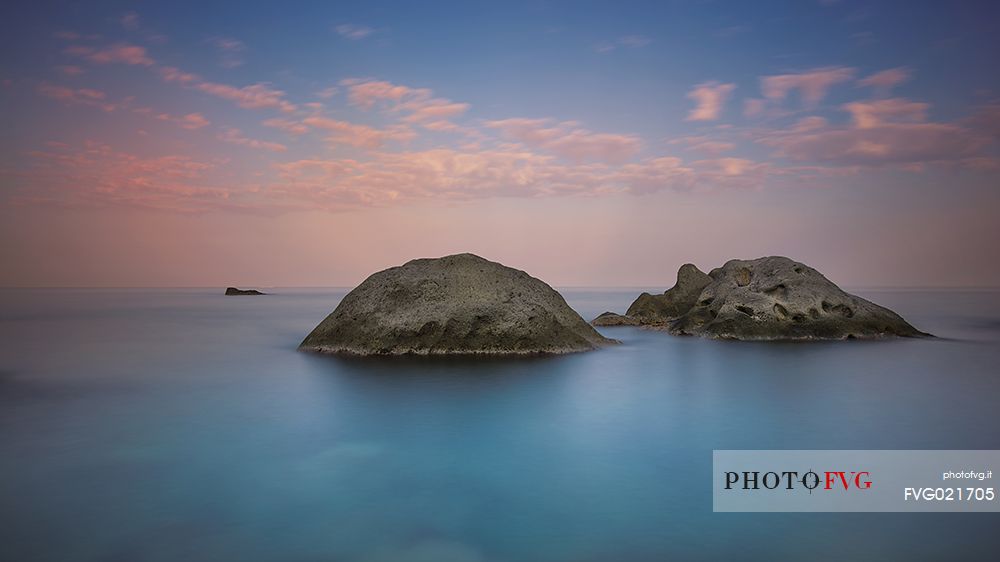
[300,253,616,355]
[591,311,641,326]
[225,287,265,296]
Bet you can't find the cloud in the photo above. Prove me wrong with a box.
[65,43,154,66]
[791,116,828,132]
[19,141,241,212]
[219,128,288,152]
[761,66,855,106]
[965,103,1000,139]
[159,66,199,84]
[120,12,140,31]
[156,112,210,130]
[210,37,246,68]
[301,116,416,148]
[335,24,373,40]
[400,99,469,123]
[263,118,310,135]
[37,83,116,111]
[56,65,85,76]
[54,31,102,41]
[842,98,928,129]
[671,136,736,155]
[268,134,787,208]
[758,101,989,167]
[341,78,427,108]
[619,35,652,48]
[341,78,468,128]
[594,35,653,53]
[485,118,642,163]
[315,86,339,99]
[685,81,736,121]
[196,82,295,112]
[159,67,297,113]
[857,67,911,95]
[593,41,616,53]
[743,98,766,118]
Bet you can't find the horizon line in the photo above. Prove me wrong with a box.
[3,285,1000,291]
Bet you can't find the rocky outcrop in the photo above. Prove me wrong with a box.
[300,253,616,355]
[591,312,641,326]
[624,264,712,325]
[591,257,929,340]
[225,287,265,295]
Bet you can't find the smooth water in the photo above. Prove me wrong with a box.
[2,288,1000,561]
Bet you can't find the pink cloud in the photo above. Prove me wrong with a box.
[761,66,855,106]
[65,43,154,66]
[315,86,339,99]
[341,78,469,129]
[842,98,928,129]
[56,65,85,76]
[743,98,766,118]
[759,104,989,167]
[302,116,416,148]
[400,99,470,123]
[686,81,736,121]
[341,78,430,109]
[790,116,829,132]
[271,141,775,208]
[155,112,210,130]
[543,130,642,163]
[219,128,288,152]
[964,103,1000,139]
[159,66,199,84]
[37,83,116,112]
[19,141,244,212]
[484,118,641,163]
[263,118,310,135]
[671,136,736,155]
[692,157,768,178]
[857,67,911,95]
[158,67,296,112]
[195,82,296,113]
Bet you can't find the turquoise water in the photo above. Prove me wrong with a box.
[2,288,1000,561]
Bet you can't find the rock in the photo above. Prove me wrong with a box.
[624,263,712,325]
[667,256,929,340]
[591,311,641,326]
[225,287,265,295]
[299,253,616,355]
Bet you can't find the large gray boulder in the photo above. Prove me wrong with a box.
[300,253,616,355]
[591,256,928,340]
[668,257,927,340]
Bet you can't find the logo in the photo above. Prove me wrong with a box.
[724,470,872,492]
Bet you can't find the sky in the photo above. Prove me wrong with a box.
[1,0,998,288]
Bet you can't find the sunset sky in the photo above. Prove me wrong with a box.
[2,0,998,288]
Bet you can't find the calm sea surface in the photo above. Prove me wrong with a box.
[2,288,1000,561]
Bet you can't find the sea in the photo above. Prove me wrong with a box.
[2,288,999,561]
